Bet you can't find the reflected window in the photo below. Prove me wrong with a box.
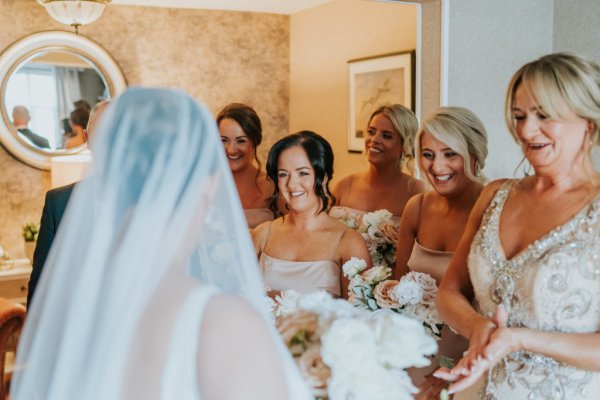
[6,65,58,148]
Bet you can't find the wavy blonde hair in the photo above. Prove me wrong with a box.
[415,106,488,184]
[368,104,419,174]
[505,53,600,154]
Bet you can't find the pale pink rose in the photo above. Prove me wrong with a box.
[373,280,400,308]
[298,345,330,397]
[277,311,319,345]
[380,223,399,244]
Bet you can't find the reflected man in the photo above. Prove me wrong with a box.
[27,100,110,306]
[12,106,50,149]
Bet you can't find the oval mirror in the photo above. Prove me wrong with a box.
[0,31,126,169]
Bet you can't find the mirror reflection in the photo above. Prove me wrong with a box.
[5,50,108,152]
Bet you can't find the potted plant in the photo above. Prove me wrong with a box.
[22,222,39,262]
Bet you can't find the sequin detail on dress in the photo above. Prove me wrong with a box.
[464,180,600,400]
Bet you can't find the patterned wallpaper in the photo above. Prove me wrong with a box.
[0,0,289,257]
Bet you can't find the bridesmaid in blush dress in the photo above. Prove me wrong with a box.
[217,103,275,228]
[331,104,425,274]
[396,107,488,399]
[253,131,372,298]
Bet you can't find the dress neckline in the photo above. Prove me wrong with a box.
[260,252,340,267]
[493,180,600,263]
[414,240,453,256]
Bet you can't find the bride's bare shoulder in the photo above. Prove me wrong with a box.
[198,294,287,400]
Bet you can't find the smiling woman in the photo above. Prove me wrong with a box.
[394,106,488,397]
[436,53,600,400]
[329,104,425,276]
[217,103,275,228]
[252,131,372,299]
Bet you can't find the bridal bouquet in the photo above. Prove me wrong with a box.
[329,208,398,267]
[343,258,444,338]
[275,290,437,400]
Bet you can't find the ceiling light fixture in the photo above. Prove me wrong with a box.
[37,0,112,34]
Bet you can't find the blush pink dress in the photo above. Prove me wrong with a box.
[258,221,346,297]
[405,194,468,386]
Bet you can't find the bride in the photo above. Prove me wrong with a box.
[11,88,311,399]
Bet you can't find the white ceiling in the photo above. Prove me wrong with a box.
[111,0,332,15]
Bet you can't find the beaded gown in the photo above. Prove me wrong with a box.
[456,180,600,399]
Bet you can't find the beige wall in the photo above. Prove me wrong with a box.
[553,0,600,167]
[289,0,418,180]
[0,0,289,257]
[446,0,553,180]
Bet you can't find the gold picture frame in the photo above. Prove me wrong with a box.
[347,50,415,153]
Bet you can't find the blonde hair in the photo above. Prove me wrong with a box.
[415,106,488,184]
[505,53,600,153]
[368,104,419,174]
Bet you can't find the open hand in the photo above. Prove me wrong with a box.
[434,305,515,394]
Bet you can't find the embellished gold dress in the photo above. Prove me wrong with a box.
[456,180,600,399]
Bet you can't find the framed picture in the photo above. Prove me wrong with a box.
[347,50,415,153]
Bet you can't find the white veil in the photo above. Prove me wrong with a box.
[12,88,310,399]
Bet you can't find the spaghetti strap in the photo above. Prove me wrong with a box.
[415,193,425,239]
[331,228,349,261]
[262,221,275,254]
[407,175,415,194]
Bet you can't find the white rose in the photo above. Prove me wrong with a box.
[362,266,392,285]
[392,278,423,305]
[342,257,368,278]
[321,318,377,372]
[370,310,438,369]
[297,291,356,318]
[362,209,393,228]
[275,289,301,316]
[403,303,444,338]
[297,291,335,313]
[329,362,415,400]
[408,271,438,304]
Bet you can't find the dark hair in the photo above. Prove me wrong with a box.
[62,118,74,138]
[216,103,263,171]
[74,100,92,112]
[266,130,335,215]
[70,108,90,129]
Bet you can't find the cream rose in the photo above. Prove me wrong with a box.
[373,280,400,308]
[298,344,330,397]
[380,223,399,244]
[277,310,319,346]
[362,265,392,285]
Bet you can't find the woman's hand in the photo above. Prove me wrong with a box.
[415,373,449,400]
[454,312,498,375]
[434,305,525,394]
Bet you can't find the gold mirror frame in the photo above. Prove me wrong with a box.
[0,31,126,170]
